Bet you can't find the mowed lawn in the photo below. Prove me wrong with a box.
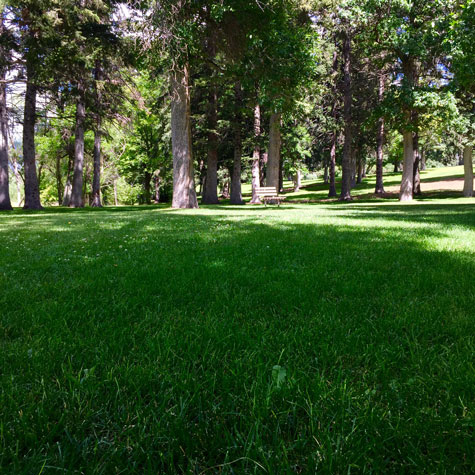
[1,172,474,473]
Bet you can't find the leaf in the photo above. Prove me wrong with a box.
[272,365,287,389]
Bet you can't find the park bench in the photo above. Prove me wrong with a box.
[255,186,286,206]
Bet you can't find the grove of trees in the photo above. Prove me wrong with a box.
[0,0,473,211]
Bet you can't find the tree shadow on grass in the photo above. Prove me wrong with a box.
[1,208,474,473]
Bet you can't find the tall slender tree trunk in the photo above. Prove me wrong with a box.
[91,126,102,207]
[339,30,352,201]
[230,82,244,205]
[153,170,160,202]
[55,150,63,205]
[171,64,198,209]
[328,49,338,196]
[266,112,281,189]
[278,153,284,193]
[70,83,86,207]
[202,84,219,204]
[250,102,262,204]
[420,148,426,170]
[11,154,22,206]
[23,60,42,209]
[62,146,74,206]
[91,64,102,207]
[356,156,363,184]
[399,130,414,201]
[399,57,416,202]
[143,170,152,204]
[413,131,421,196]
[0,63,12,210]
[294,169,301,192]
[323,157,329,184]
[463,145,473,197]
[259,151,267,186]
[329,132,337,197]
[375,73,385,194]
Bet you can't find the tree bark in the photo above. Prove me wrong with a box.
[413,131,421,196]
[0,63,12,210]
[91,126,102,207]
[143,170,152,204]
[339,30,352,201]
[266,112,281,189]
[171,65,198,209]
[420,148,426,170]
[62,145,74,207]
[293,169,301,192]
[356,156,363,184]
[328,132,337,197]
[323,157,329,184]
[259,151,267,187]
[278,152,284,193]
[375,73,385,194]
[230,82,244,205]
[91,64,103,207]
[153,170,160,202]
[250,102,262,204]
[202,83,219,204]
[23,59,42,209]
[399,56,416,202]
[70,83,86,207]
[399,130,414,201]
[463,145,473,197]
[55,150,63,205]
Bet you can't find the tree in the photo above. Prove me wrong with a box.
[0,4,13,210]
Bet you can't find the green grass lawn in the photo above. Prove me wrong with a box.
[1,170,474,473]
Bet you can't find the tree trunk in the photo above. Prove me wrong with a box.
[323,158,329,184]
[399,56,416,202]
[23,60,42,209]
[413,132,421,196]
[266,112,281,189]
[171,64,198,209]
[250,102,262,204]
[11,153,22,206]
[0,64,12,210]
[399,130,414,201]
[339,30,352,201]
[153,170,160,202]
[62,146,74,207]
[420,148,426,170]
[375,73,385,194]
[55,150,63,205]
[350,147,357,189]
[294,169,301,192]
[259,151,267,187]
[278,153,284,193]
[394,162,400,173]
[70,83,86,207]
[91,126,102,207]
[356,156,363,184]
[230,82,244,205]
[329,132,337,197]
[91,64,102,207]
[202,82,219,204]
[143,170,152,204]
[463,145,473,197]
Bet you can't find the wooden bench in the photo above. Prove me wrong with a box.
[255,186,286,206]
